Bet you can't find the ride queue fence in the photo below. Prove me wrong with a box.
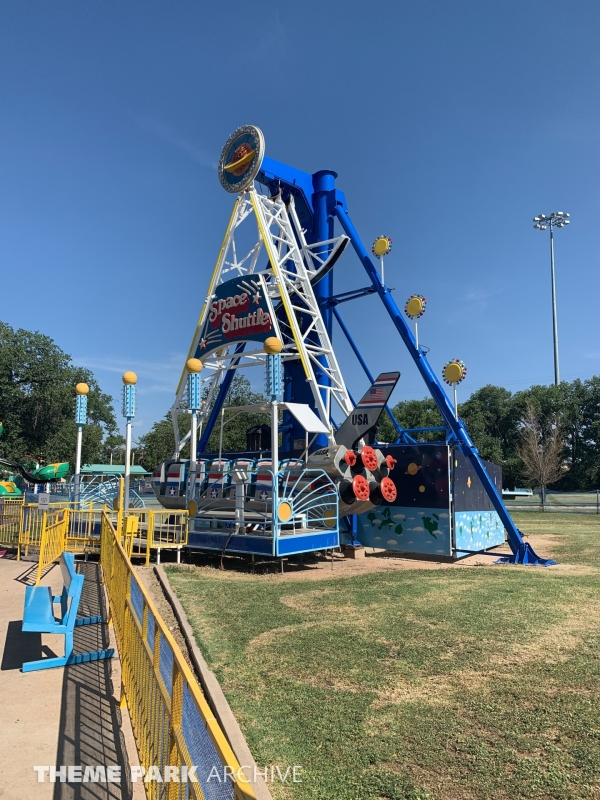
[0,498,188,570]
[504,489,600,514]
[100,511,255,800]
[36,508,70,584]
[0,497,25,550]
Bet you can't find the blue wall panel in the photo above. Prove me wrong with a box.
[454,510,505,553]
[357,505,452,557]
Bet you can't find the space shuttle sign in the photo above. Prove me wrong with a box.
[195,274,280,360]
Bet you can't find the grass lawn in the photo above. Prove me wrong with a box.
[165,513,600,800]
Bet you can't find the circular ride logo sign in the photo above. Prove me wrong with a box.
[218,125,265,193]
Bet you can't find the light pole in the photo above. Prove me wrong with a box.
[74,382,89,505]
[186,358,202,505]
[122,372,137,509]
[533,211,570,385]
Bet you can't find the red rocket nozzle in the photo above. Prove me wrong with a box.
[385,455,397,471]
[359,446,378,471]
[344,450,357,467]
[352,474,370,501]
[380,477,397,502]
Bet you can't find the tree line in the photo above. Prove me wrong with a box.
[377,380,600,491]
[0,321,120,471]
[2,321,598,491]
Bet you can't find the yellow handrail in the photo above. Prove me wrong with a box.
[36,509,69,584]
[100,512,255,799]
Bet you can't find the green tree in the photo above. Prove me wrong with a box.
[375,378,600,491]
[100,434,126,465]
[0,321,117,471]
[377,398,443,443]
[515,403,565,501]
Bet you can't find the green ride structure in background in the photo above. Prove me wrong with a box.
[0,422,70,496]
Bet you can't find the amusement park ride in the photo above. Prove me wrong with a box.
[0,422,69,496]
[151,125,553,566]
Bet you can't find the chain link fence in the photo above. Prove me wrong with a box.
[504,490,600,513]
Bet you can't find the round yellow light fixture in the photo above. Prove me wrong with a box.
[75,382,90,395]
[277,501,292,522]
[122,371,138,385]
[372,235,392,258]
[323,509,336,528]
[264,337,283,355]
[187,500,198,517]
[405,294,427,319]
[442,359,467,385]
[186,358,202,373]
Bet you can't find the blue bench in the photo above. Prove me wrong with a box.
[22,551,114,672]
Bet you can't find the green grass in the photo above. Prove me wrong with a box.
[165,514,600,800]
[514,511,600,567]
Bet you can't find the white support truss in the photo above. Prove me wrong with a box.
[170,187,352,454]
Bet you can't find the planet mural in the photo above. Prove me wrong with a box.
[218,125,265,193]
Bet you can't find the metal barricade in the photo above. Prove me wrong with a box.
[66,507,104,555]
[149,511,189,563]
[36,509,69,584]
[20,504,46,556]
[100,512,255,800]
[0,497,24,549]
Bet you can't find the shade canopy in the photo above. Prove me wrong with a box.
[81,464,151,476]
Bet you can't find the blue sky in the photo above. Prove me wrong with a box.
[2,1,599,442]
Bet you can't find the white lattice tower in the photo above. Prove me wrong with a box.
[170,188,352,453]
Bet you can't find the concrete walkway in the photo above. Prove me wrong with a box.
[0,554,142,800]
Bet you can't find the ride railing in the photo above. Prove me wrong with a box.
[20,503,103,558]
[100,512,255,800]
[0,497,25,549]
[192,465,339,551]
[117,509,189,563]
[66,507,105,554]
[148,510,189,558]
[9,499,188,564]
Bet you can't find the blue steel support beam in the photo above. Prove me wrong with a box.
[332,306,411,444]
[198,343,246,453]
[333,200,553,564]
[310,170,337,447]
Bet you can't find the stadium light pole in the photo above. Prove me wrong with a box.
[533,211,570,385]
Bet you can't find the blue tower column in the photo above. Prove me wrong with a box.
[282,169,338,453]
[312,170,337,339]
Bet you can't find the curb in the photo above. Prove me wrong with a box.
[153,565,273,800]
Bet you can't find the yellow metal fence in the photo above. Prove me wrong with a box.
[0,497,24,549]
[36,509,70,584]
[100,512,254,800]
[0,498,188,566]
